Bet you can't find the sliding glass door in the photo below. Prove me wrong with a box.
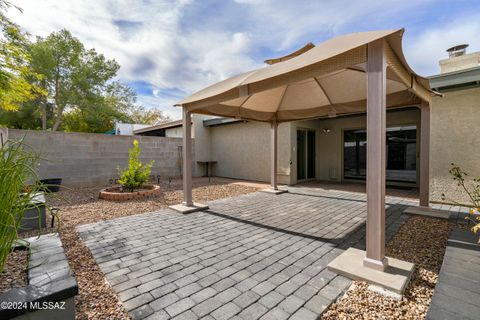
[297,129,315,181]
[343,126,417,183]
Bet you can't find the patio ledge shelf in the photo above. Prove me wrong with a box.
[173,28,438,294]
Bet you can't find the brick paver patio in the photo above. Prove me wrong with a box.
[77,187,423,320]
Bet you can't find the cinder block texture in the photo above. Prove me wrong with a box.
[6,129,194,187]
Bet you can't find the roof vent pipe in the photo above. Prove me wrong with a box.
[446,44,468,58]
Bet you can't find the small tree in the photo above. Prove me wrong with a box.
[29,29,120,131]
[118,140,153,192]
[0,1,44,111]
[442,163,480,242]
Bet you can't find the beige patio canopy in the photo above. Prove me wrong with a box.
[176,29,433,122]
[172,28,438,288]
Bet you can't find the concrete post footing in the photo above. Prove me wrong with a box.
[327,247,414,295]
[260,188,288,195]
[169,202,209,214]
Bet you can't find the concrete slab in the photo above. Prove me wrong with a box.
[327,248,414,295]
[368,284,402,300]
[260,188,288,195]
[169,203,209,214]
[404,206,451,219]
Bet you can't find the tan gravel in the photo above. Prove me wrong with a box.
[322,216,452,320]
[19,179,259,320]
[0,249,28,293]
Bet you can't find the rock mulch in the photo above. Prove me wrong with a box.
[0,249,28,293]
[47,180,258,227]
[322,216,452,320]
[19,180,259,320]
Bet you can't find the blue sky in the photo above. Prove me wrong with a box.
[8,0,480,119]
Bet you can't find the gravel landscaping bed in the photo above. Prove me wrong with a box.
[0,250,28,293]
[18,179,259,320]
[322,216,452,320]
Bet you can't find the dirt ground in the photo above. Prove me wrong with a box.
[0,249,28,293]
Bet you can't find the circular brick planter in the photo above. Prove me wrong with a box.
[99,184,161,201]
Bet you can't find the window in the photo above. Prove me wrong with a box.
[343,126,417,183]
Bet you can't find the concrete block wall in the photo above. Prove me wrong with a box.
[4,128,192,187]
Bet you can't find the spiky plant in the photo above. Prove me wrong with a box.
[0,138,44,272]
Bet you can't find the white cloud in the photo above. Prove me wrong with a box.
[232,0,437,50]
[136,94,180,120]
[6,0,480,121]
[228,0,478,76]
[8,0,260,119]
[403,15,480,76]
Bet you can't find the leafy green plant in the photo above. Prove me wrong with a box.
[118,140,153,192]
[0,1,45,111]
[0,138,45,272]
[442,163,480,242]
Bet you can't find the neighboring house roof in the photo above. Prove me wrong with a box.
[115,123,151,135]
[133,120,184,134]
[429,66,480,92]
[134,118,243,133]
[203,117,244,127]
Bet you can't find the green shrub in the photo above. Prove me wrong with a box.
[118,140,154,192]
[0,138,45,272]
[442,163,480,242]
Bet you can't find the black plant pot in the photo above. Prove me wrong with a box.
[39,178,63,193]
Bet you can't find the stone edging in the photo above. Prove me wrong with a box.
[0,233,78,319]
[99,184,161,201]
[426,227,480,319]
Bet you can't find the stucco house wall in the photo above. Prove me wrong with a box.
[193,114,213,176]
[209,120,291,184]
[201,109,420,186]
[430,86,480,204]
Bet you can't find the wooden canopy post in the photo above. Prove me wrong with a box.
[419,102,430,207]
[403,101,449,219]
[329,38,415,295]
[271,121,278,190]
[260,120,286,195]
[169,106,209,213]
[364,38,388,271]
[182,107,193,207]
